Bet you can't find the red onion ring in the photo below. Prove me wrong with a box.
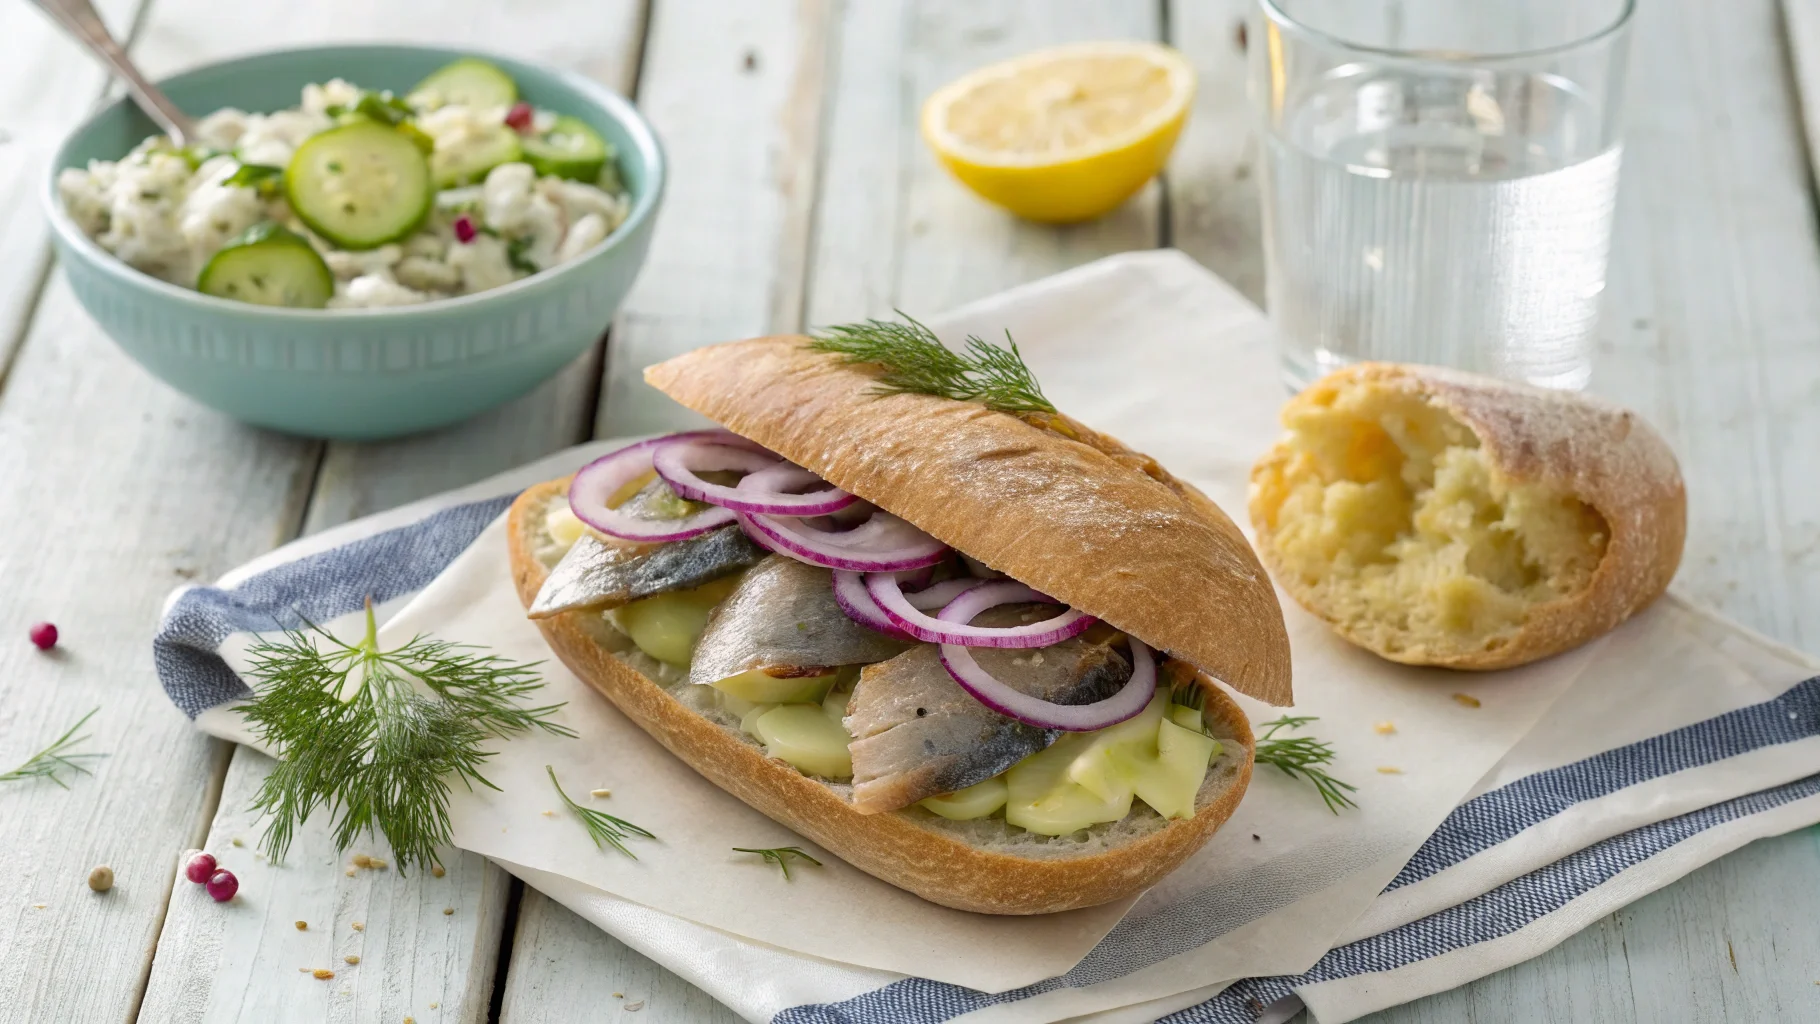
[656,442,859,516]
[740,508,948,573]
[903,577,981,612]
[569,430,752,542]
[865,575,1092,648]
[831,570,918,641]
[936,583,1157,731]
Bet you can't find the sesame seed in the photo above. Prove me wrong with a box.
[1377,766,1403,774]
[313,969,334,980]
[1452,693,1481,708]
[542,809,555,816]
[345,955,360,965]
[1374,721,1396,735]
[590,789,612,798]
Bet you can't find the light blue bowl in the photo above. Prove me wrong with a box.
[44,44,665,440]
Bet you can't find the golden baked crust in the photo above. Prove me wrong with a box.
[643,334,1293,706]
[509,479,1256,915]
[1249,363,1687,670]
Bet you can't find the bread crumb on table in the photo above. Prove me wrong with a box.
[295,921,308,931]
[443,906,454,915]
[351,921,364,931]
[1374,720,1396,735]
[431,865,446,878]
[312,969,334,980]
[345,955,360,965]
[345,869,357,877]
[1452,693,1482,708]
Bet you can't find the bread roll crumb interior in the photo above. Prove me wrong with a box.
[1252,375,1610,664]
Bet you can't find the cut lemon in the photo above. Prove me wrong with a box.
[921,41,1195,223]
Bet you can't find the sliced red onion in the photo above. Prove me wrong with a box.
[569,431,747,542]
[740,508,948,573]
[831,570,917,641]
[655,442,859,516]
[865,576,1092,648]
[940,633,1156,732]
[903,577,981,612]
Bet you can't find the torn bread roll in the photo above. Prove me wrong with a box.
[507,333,1292,914]
[1249,363,1686,670]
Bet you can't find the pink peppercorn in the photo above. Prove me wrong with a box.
[453,215,477,244]
[504,102,534,132]
[28,622,57,650]
[205,869,238,902]
[183,850,217,884]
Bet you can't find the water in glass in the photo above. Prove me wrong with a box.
[1262,65,1620,390]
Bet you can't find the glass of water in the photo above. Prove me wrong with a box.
[1253,0,1634,390]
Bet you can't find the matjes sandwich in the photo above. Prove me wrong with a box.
[507,323,1292,914]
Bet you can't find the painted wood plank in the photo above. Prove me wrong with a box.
[0,0,150,373]
[804,0,1162,327]
[595,0,834,437]
[498,890,744,1023]
[0,286,315,1024]
[124,3,650,1022]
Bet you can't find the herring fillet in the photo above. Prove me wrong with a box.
[528,526,765,618]
[688,556,911,685]
[845,631,1132,814]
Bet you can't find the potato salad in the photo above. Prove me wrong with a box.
[57,57,631,309]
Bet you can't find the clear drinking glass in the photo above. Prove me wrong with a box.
[1252,0,1634,390]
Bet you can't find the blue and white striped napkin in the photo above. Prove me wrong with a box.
[155,252,1820,1022]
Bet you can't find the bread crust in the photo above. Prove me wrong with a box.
[510,479,1256,915]
[1250,363,1687,670]
[643,335,1293,706]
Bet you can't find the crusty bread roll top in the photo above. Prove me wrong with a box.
[644,334,1294,706]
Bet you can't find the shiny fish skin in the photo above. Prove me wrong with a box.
[528,526,765,618]
[688,556,911,685]
[845,625,1132,814]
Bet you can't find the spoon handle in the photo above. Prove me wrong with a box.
[27,0,199,145]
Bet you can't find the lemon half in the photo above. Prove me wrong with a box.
[921,41,1195,223]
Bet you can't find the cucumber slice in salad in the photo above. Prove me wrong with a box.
[197,223,333,309]
[286,121,432,250]
[521,115,612,182]
[430,123,523,188]
[408,57,518,111]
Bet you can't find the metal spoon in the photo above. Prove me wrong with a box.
[26,0,198,145]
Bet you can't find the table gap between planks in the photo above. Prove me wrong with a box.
[0,0,1814,1022]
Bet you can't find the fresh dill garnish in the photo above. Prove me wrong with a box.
[811,313,1057,415]
[0,708,104,788]
[505,236,539,274]
[733,845,823,880]
[238,600,574,873]
[548,765,655,858]
[1253,716,1359,813]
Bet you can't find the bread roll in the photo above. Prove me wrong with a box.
[1249,363,1686,670]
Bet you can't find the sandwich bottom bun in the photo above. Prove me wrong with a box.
[1249,363,1686,670]
[509,478,1256,915]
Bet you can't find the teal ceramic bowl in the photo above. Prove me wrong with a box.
[44,44,664,440]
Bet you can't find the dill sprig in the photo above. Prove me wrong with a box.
[239,600,574,873]
[1254,716,1359,814]
[811,313,1057,415]
[548,765,654,858]
[0,708,104,788]
[733,846,823,880]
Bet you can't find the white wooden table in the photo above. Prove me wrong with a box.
[1,1,1816,1021]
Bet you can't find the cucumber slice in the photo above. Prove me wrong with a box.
[285,122,432,250]
[197,223,333,309]
[522,115,611,181]
[430,123,523,188]
[408,56,518,111]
